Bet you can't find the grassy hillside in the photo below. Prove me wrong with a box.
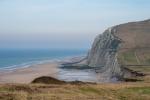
[113,20,150,84]
[114,19,150,49]
[117,47,150,80]
[118,49,150,65]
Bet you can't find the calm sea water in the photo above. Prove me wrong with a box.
[0,49,87,70]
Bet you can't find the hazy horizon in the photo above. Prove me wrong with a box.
[0,0,150,49]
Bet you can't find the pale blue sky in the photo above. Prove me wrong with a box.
[0,0,150,49]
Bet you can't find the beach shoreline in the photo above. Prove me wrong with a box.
[0,62,60,84]
[0,56,86,84]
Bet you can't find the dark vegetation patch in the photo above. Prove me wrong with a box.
[123,78,143,82]
[31,76,66,84]
[123,67,145,77]
[69,81,96,85]
[125,65,150,75]
[31,76,96,85]
[61,65,91,70]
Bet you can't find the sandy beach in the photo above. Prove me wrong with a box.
[0,62,60,84]
[0,56,90,84]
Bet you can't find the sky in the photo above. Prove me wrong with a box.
[0,0,150,49]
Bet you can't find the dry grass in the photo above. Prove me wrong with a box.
[0,80,150,100]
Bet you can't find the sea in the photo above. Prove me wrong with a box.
[0,49,87,70]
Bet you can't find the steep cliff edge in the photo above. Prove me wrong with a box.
[86,19,150,81]
[87,28,121,68]
[86,28,121,80]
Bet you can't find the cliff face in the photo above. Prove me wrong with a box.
[87,19,150,80]
[87,28,123,80]
[87,28,121,68]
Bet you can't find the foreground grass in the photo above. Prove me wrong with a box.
[0,69,150,100]
[0,81,150,100]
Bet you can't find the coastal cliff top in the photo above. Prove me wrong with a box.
[113,19,150,49]
[111,19,150,65]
